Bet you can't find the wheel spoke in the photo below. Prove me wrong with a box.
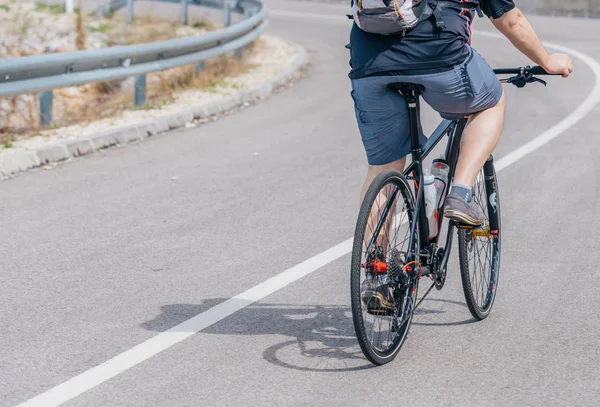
[459,168,500,318]
[353,175,418,363]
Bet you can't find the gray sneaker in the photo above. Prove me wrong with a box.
[361,248,405,315]
[361,275,395,315]
[444,194,486,226]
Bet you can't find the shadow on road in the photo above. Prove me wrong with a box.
[412,298,477,327]
[140,296,475,372]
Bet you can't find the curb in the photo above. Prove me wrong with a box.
[0,41,309,180]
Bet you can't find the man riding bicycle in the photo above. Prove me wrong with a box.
[350,0,572,222]
[349,0,573,310]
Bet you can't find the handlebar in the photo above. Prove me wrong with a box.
[493,66,550,76]
[493,65,560,88]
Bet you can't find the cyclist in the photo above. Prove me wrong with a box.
[350,0,572,225]
[351,0,573,311]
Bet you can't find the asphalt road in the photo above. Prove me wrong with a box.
[2,1,600,406]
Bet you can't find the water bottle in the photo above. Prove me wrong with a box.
[431,158,450,209]
[423,171,438,239]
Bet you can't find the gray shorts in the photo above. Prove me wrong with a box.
[351,47,503,166]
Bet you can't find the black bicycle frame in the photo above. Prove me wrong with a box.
[400,86,468,267]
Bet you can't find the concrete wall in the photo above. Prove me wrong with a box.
[517,0,600,16]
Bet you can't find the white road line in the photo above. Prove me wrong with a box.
[478,32,600,171]
[17,26,600,407]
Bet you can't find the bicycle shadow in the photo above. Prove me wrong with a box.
[142,300,372,372]
[141,296,475,372]
[412,298,477,327]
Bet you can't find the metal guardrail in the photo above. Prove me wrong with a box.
[0,0,267,126]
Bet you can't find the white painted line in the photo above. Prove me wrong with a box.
[16,239,353,407]
[477,32,600,171]
[17,26,600,407]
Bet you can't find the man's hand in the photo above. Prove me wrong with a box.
[541,54,574,78]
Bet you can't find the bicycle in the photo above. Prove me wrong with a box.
[350,66,554,365]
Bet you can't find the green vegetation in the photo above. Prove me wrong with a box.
[132,103,153,111]
[35,2,67,14]
[2,134,15,149]
[208,78,227,88]
[88,23,116,33]
[192,21,212,29]
[0,4,10,12]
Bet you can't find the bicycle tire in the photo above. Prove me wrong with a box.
[351,170,420,365]
[458,159,501,320]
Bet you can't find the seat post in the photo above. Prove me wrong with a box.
[390,83,425,159]
[400,86,430,252]
[404,89,423,157]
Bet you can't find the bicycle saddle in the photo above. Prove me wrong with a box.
[387,82,425,94]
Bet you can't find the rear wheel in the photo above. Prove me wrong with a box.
[458,158,501,320]
[350,170,419,365]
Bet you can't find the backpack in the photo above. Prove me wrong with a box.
[351,0,482,35]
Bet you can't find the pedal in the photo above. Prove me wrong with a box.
[471,226,491,238]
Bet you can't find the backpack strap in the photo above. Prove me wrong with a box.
[413,0,481,30]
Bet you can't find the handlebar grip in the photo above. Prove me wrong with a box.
[529,66,549,75]
[493,68,519,75]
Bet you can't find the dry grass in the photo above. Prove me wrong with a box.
[0,4,254,146]
[150,46,254,96]
[102,14,216,46]
[0,45,256,145]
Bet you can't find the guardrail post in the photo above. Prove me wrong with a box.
[126,0,134,24]
[98,0,111,18]
[181,0,188,25]
[234,8,253,59]
[134,75,146,106]
[195,60,205,75]
[223,1,232,27]
[39,91,53,128]
[66,0,74,14]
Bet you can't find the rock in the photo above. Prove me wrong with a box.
[45,38,72,53]
[57,87,83,98]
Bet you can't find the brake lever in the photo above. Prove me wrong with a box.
[507,74,526,88]
[528,76,547,87]
[507,73,547,88]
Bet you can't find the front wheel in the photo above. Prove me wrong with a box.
[458,157,501,320]
[350,170,419,365]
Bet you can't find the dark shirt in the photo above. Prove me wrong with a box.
[349,0,516,79]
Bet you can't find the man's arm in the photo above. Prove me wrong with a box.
[491,8,573,77]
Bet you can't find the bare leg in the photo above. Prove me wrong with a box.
[453,90,507,186]
[361,158,407,202]
[361,158,406,253]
